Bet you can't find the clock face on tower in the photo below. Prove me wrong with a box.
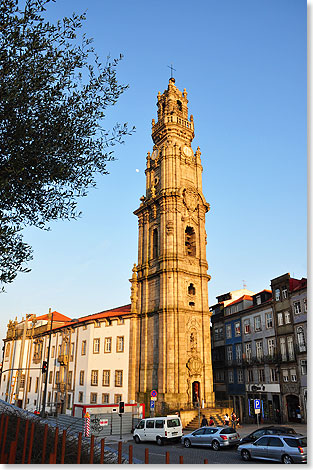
[183,146,193,157]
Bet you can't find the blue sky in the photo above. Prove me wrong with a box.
[1,0,307,341]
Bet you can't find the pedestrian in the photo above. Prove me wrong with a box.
[224,413,230,426]
[209,416,214,426]
[201,414,208,427]
[276,408,281,424]
[231,411,237,429]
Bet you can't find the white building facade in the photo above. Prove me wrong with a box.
[1,305,132,415]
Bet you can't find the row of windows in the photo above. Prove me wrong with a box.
[225,329,306,364]
[220,312,306,341]
[89,370,123,387]
[81,336,124,355]
[224,313,273,340]
[82,392,122,405]
[224,366,301,385]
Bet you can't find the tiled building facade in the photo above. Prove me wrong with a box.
[211,274,307,424]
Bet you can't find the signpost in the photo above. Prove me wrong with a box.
[254,399,261,428]
[150,391,157,417]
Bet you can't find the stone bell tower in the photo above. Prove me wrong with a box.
[128,78,215,412]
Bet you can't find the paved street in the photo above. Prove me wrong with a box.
[107,439,277,464]
[103,423,307,464]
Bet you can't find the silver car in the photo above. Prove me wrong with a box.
[237,434,307,464]
[181,426,240,451]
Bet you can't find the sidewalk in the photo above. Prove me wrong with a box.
[101,422,307,445]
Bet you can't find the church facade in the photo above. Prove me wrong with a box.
[0,79,215,415]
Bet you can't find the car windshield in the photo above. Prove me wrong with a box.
[283,437,307,447]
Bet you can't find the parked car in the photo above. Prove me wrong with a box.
[237,434,307,464]
[239,426,297,445]
[133,416,183,445]
[181,426,240,451]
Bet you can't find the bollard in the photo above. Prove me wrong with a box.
[21,419,29,463]
[89,434,94,464]
[27,421,35,463]
[8,440,17,464]
[53,427,59,462]
[100,438,105,464]
[165,451,170,464]
[0,414,4,443]
[129,444,133,464]
[179,455,183,464]
[15,417,21,442]
[41,424,48,464]
[60,429,66,464]
[204,458,208,464]
[0,415,9,463]
[118,441,122,464]
[145,448,149,464]
[77,432,82,464]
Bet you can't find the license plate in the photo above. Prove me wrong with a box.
[172,432,178,435]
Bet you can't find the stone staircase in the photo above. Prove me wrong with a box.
[183,408,233,432]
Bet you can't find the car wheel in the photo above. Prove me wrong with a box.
[282,454,293,464]
[156,436,163,446]
[212,440,220,451]
[184,438,191,448]
[134,435,140,444]
[241,449,251,461]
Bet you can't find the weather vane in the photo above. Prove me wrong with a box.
[167,63,176,79]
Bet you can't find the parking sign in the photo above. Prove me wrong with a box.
[254,399,261,414]
[150,400,155,409]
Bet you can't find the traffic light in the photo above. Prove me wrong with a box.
[119,401,125,413]
[42,361,48,373]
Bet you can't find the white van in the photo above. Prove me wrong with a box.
[133,415,183,445]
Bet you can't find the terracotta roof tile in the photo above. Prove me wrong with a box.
[226,295,253,308]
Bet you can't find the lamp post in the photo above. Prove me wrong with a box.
[40,309,53,417]
[40,314,78,417]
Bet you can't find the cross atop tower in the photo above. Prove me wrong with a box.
[167,63,176,79]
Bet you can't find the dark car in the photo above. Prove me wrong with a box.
[239,426,297,445]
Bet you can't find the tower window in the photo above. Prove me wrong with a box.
[185,227,196,256]
[153,228,158,258]
[177,100,182,111]
[188,283,196,295]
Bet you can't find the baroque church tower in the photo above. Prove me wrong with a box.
[129,78,215,412]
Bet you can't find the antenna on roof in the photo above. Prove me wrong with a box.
[243,280,247,289]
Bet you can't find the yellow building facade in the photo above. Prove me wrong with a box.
[129,78,215,412]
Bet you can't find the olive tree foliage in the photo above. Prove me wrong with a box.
[0,0,134,286]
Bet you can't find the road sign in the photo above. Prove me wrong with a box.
[254,399,261,414]
[150,400,155,409]
[254,399,261,409]
[151,390,157,398]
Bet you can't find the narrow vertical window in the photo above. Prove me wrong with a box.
[185,227,196,256]
[153,228,158,258]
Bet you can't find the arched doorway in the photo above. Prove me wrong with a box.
[192,381,200,405]
[286,395,301,422]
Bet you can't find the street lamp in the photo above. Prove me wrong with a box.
[40,313,78,417]
[40,309,53,417]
